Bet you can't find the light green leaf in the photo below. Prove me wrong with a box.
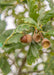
[0,43,3,47]
[0,0,16,4]
[47,0,54,8]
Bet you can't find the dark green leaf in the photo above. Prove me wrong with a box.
[23,17,40,29]
[44,55,54,74]
[42,21,53,32]
[23,17,36,25]
[44,30,54,36]
[0,56,10,74]
[27,42,41,65]
[27,0,39,21]
[14,24,33,33]
[0,29,13,44]
[3,42,25,53]
[31,42,41,57]
[0,20,6,34]
[6,33,23,44]
[38,9,54,25]
[27,46,36,65]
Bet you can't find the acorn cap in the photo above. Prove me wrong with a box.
[20,34,32,43]
[42,39,51,49]
[33,32,41,43]
[33,31,36,40]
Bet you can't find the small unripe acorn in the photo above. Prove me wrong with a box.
[20,34,32,43]
[33,32,41,43]
[42,39,51,49]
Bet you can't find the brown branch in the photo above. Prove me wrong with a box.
[40,33,44,40]
[18,56,26,75]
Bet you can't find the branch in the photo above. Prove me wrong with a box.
[18,56,26,75]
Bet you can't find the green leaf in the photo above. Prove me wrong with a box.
[27,46,36,65]
[3,42,25,53]
[4,24,32,44]
[23,17,40,29]
[27,0,39,21]
[0,0,16,4]
[6,33,23,44]
[23,17,36,25]
[0,29,13,44]
[50,40,54,51]
[44,55,54,74]
[0,56,10,74]
[38,9,54,25]
[0,43,3,47]
[47,0,54,8]
[27,42,41,65]
[34,64,39,71]
[44,30,54,36]
[31,42,41,57]
[0,20,6,34]
[42,21,53,32]
[14,24,34,34]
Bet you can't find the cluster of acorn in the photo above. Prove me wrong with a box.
[20,30,51,49]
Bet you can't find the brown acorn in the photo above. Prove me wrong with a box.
[33,32,41,43]
[20,34,32,43]
[42,39,51,49]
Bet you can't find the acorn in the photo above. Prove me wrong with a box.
[33,32,41,43]
[42,39,51,49]
[20,34,32,43]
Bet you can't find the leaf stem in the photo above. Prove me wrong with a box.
[3,32,15,46]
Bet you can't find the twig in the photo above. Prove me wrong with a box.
[40,33,44,40]
[18,56,26,75]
